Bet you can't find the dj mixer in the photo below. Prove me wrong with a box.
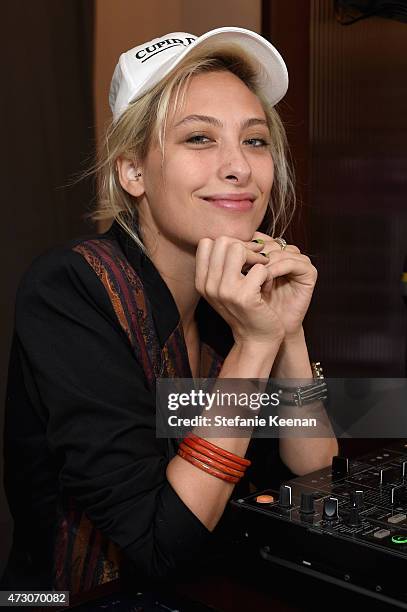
[231,440,407,609]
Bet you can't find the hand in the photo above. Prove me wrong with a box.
[195,236,285,346]
[250,231,318,340]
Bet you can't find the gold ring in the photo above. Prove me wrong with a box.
[274,237,287,251]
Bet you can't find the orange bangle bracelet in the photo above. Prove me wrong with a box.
[179,442,245,478]
[182,437,248,473]
[177,448,239,484]
[186,432,251,467]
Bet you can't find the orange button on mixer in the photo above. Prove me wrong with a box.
[256,494,274,504]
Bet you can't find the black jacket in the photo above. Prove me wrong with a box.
[2,221,282,591]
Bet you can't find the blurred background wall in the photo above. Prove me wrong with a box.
[94,0,260,144]
[306,0,407,378]
[0,0,95,572]
[1,0,406,575]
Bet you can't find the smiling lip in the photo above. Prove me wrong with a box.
[201,193,256,211]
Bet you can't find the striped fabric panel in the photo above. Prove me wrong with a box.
[54,499,121,594]
[73,240,162,386]
[160,323,191,377]
[54,237,225,595]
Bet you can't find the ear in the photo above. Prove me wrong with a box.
[116,156,145,197]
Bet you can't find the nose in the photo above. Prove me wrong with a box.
[217,141,251,185]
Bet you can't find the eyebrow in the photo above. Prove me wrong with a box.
[174,114,269,130]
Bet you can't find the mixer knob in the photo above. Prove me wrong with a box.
[300,492,315,515]
[279,485,292,508]
[332,456,349,478]
[380,467,394,486]
[323,497,339,521]
[391,486,407,506]
[350,489,364,509]
[346,506,362,527]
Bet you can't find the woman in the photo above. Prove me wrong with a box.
[2,27,338,596]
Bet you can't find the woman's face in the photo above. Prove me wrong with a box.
[136,70,274,252]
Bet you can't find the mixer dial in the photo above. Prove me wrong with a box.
[323,497,339,521]
[346,506,362,527]
[349,489,364,509]
[380,467,394,486]
[332,456,349,478]
[300,492,315,515]
[279,485,292,508]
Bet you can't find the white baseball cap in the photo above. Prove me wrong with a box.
[109,27,289,122]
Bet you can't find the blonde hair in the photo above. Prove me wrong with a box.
[90,43,296,257]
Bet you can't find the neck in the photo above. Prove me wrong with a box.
[141,227,201,336]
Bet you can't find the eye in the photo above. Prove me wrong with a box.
[244,138,270,148]
[185,134,212,145]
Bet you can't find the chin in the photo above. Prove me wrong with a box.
[204,223,257,242]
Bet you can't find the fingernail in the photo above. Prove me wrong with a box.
[252,239,264,244]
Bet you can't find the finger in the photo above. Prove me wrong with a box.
[241,263,270,298]
[272,243,300,254]
[251,231,301,255]
[219,242,247,291]
[219,242,271,288]
[265,258,318,284]
[261,275,274,301]
[205,237,242,297]
[242,251,304,277]
[265,252,312,267]
[243,252,310,276]
[244,250,273,266]
[195,238,214,294]
[262,243,300,256]
[245,239,268,251]
[207,238,271,294]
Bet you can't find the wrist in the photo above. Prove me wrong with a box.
[221,337,282,379]
[235,335,284,356]
[281,327,305,347]
[272,327,312,378]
